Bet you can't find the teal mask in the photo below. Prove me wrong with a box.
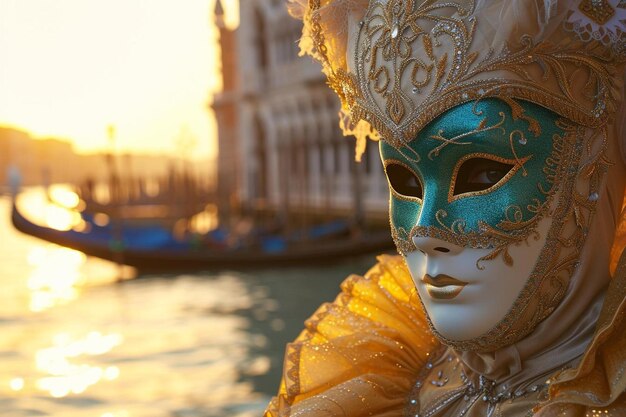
[381,98,570,267]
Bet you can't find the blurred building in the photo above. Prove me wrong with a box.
[211,0,388,224]
[0,127,79,187]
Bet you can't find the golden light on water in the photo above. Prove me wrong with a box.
[25,243,133,312]
[27,246,86,312]
[17,186,134,313]
[246,356,271,376]
[0,185,278,415]
[35,332,123,398]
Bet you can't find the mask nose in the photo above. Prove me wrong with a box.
[412,236,463,257]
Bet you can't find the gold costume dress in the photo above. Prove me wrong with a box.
[266,252,626,417]
[266,0,626,416]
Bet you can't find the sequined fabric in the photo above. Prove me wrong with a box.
[406,346,554,417]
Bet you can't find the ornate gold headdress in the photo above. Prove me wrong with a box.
[291,0,626,152]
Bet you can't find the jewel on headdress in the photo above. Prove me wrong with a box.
[579,0,615,25]
[567,0,626,48]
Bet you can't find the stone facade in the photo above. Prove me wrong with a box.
[211,0,388,223]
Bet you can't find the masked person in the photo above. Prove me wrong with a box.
[265,1,626,415]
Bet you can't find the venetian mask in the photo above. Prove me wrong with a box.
[381,98,577,349]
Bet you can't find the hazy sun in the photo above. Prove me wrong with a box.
[0,0,239,159]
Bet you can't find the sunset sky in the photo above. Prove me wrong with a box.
[0,0,239,159]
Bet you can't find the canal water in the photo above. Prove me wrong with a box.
[0,193,384,417]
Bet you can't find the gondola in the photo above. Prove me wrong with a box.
[11,199,394,272]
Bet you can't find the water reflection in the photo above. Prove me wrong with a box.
[26,244,131,312]
[27,246,86,312]
[4,268,276,415]
[0,193,379,416]
[35,331,123,398]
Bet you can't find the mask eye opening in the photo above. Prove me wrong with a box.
[449,154,532,203]
[384,160,423,202]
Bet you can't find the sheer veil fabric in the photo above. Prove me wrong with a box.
[267,0,626,416]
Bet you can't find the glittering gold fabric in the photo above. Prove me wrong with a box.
[265,250,626,416]
[264,255,439,416]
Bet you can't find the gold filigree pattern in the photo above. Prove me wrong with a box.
[565,0,626,52]
[390,199,549,270]
[427,111,506,160]
[406,346,557,416]
[264,252,626,417]
[272,0,626,415]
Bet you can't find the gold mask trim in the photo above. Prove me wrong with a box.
[384,158,424,204]
[447,152,533,203]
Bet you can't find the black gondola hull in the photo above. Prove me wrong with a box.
[11,203,394,272]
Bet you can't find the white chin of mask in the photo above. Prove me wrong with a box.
[404,215,553,342]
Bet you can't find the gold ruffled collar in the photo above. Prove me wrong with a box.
[265,253,626,416]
